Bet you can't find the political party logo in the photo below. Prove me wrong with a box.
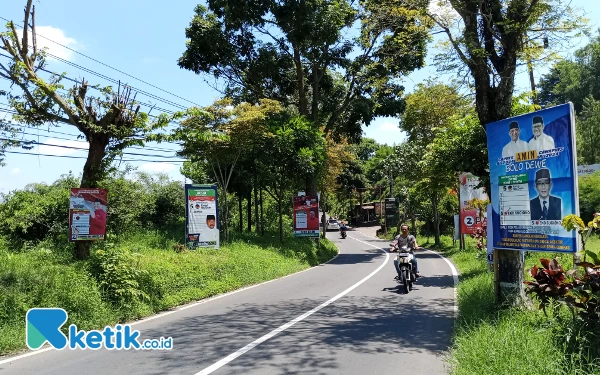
[26,308,69,350]
[26,308,173,350]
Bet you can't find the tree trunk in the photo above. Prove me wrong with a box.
[293,45,308,116]
[278,198,283,243]
[495,249,526,306]
[311,65,319,122]
[75,135,109,260]
[432,191,441,246]
[247,190,252,232]
[260,187,265,236]
[254,184,259,233]
[222,191,229,242]
[238,193,243,233]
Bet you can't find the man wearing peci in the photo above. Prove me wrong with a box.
[529,115,555,154]
[530,168,562,221]
[502,121,529,159]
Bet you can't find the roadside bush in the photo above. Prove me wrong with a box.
[0,173,77,249]
[88,246,150,309]
[579,172,600,224]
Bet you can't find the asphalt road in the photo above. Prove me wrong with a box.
[0,229,457,375]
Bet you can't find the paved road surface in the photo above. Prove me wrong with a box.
[0,229,456,375]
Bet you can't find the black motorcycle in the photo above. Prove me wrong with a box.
[340,226,347,239]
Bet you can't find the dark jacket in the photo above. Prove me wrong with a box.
[530,196,562,220]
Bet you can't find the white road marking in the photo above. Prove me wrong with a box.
[0,240,344,365]
[353,230,459,320]
[194,235,389,375]
[422,249,459,319]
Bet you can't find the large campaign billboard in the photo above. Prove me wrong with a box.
[293,195,320,237]
[486,103,579,253]
[69,188,107,241]
[185,184,219,249]
[459,173,489,234]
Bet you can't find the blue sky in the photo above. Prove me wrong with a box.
[0,0,597,193]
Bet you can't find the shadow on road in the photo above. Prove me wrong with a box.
[141,292,454,375]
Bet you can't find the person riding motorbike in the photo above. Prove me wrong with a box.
[390,224,421,280]
[339,220,347,237]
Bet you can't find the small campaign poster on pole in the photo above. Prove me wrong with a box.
[459,172,489,235]
[293,195,320,237]
[486,103,579,253]
[185,184,219,249]
[69,188,108,241]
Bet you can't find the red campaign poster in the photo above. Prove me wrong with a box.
[293,195,320,237]
[459,173,488,234]
[69,188,108,241]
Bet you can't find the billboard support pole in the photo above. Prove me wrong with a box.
[495,250,525,305]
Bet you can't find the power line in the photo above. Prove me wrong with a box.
[0,51,186,114]
[2,149,187,163]
[0,15,203,109]
[0,121,183,150]
[15,130,179,153]
[0,136,185,159]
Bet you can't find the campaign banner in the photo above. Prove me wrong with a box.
[459,173,489,234]
[293,195,320,237]
[385,198,400,229]
[577,164,600,177]
[486,103,579,253]
[185,184,219,249]
[69,188,107,241]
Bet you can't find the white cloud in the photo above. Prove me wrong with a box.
[140,162,176,173]
[11,167,20,175]
[38,138,88,156]
[17,26,78,61]
[379,122,399,132]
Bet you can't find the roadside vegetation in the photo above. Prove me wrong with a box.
[414,234,600,375]
[0,173,337,356]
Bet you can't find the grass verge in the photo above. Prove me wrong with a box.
[0,231,338,356]
[415,234,600,375]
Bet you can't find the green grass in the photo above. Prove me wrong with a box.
[0,231,338,356]
[415,234,600,375]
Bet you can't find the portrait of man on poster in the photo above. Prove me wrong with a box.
[528,115,555,154]
[530,168,562,221]
[502,121,529,158]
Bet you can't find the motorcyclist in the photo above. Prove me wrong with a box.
[390,223,420,280]
[339,220,347,234]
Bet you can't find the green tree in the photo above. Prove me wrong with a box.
[178,0,431,141]
[174,98,282,241]
[257,114,327,242]
[576,96,600,165]
[397,81,469,245]
[428,0,586,133]
[538,33,600,112]
[0,1,173,259]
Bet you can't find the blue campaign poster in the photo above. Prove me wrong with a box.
[486,103,579,253]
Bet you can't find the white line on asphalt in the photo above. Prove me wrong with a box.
[353,231,460,320]
[194,236,389,375]
[422,249,459,319]
[0,240,345,365]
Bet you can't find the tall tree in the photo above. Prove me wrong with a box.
[174,98,283,241]
[538,34,600,113]
[423,0,587,304]
[397,80,469,245]
[257,114,327,242]
[0,1,171,259]
[576,96,600,165]
[178,0,431,141]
